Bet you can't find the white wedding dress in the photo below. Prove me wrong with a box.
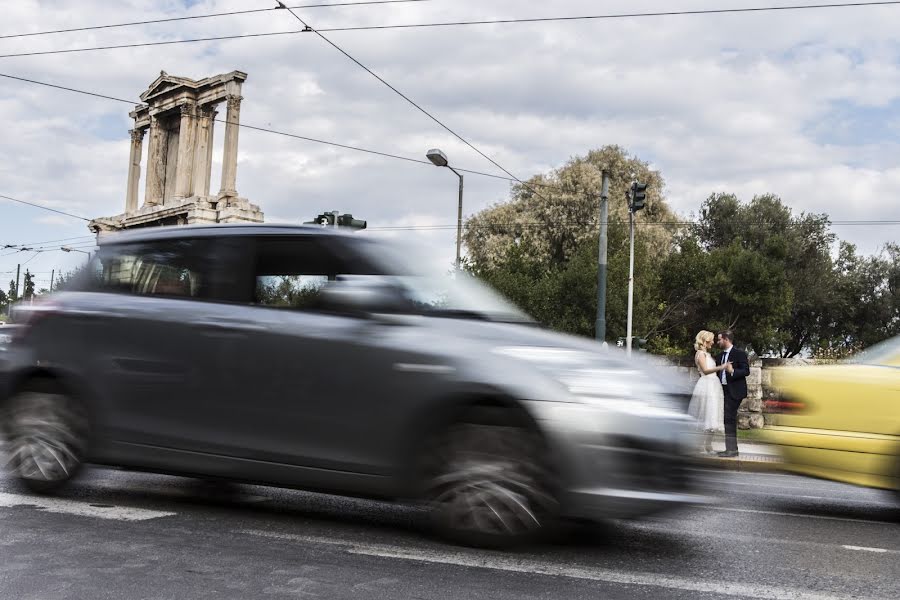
[687,352,725,433]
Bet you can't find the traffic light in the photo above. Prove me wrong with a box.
[616,336,648,351]
[631,182,648,213]
[337,214,367,230]
[304,212,366,231]
[305,213,336,227]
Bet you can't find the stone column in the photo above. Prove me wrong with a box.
[205,109,217,197]
[125,128,145,213]
[191,106,214,198]
[173,102,197,200]
[218,95,242,198]
[144,116,164,206]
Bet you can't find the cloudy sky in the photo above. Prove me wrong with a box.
[2,0,899,288]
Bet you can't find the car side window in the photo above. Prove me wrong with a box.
[92,239,212,299]
[252,237,348,311]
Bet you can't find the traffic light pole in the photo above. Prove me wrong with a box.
[626,196,636,357]
[595,171,609,343]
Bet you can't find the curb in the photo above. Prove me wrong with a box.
[692,455,784,473]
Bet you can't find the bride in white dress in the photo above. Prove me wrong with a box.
[687,330,726,454]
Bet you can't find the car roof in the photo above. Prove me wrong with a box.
[97,223,354,247]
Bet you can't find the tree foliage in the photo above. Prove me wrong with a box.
[465,148,898,358]
[464,146,676,341]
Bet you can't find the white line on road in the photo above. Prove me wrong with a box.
[706,506,889,525]
[0,491,176,521]
[629,521,900,555]
[236,528,886,600]
[843,545,890,553]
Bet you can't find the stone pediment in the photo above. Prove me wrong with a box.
[140,71,200,102]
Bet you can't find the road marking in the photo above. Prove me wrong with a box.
[843,545,890,553]
[630,522,900,555]
[235,528,881,600]
[0,491,175,521]
[707,506,887,525]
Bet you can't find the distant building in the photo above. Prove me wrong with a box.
[90,70,263,233]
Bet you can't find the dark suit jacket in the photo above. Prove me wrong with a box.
[718,346,750,400]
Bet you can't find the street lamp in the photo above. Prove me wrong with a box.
[61,246,91,260]
[426,148,464,270]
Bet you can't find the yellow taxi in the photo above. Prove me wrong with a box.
[762,336,899,502]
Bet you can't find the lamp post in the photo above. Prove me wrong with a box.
[426,148,464,270]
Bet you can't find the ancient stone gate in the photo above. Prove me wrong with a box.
[90,70,263,233]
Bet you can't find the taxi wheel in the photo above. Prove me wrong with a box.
[3,381,89,493]
[423,420,558,548]
[893,454,900,509]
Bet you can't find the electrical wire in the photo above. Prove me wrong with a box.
[2,2,899,58]
[0,1,438,40]
[0,72,550,186]
[0,194,91,222]
[276,1,549,200]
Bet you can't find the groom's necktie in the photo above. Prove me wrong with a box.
[721,350,730,384]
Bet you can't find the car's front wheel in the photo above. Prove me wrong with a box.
[423,418,558,548]
[3,381,89,493]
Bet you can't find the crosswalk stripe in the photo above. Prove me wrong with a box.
[0,491,176,521]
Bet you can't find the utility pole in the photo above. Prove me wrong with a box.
[626,198,635,357]
[50,269,55,293]
[455,171,464,270]
[14,263,20,301]
[595,170,610,343]
[625,182,648,357]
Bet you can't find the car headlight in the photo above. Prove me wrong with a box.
[495,346,684,418]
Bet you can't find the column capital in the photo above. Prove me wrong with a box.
[129,128,145,143]
[179,101,197,117]
[225,95,243,111]
[197,105,216,119]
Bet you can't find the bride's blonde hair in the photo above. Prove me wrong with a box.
[694,330,714,352]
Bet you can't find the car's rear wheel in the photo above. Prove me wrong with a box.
[422,418,558,548]
[893,453,900,509]
[3,381,89,493]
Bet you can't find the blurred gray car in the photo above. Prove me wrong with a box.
[0,224,700,547]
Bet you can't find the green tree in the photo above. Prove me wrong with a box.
[658,193,855,356]
[53,265,90,291]
[464,146,676,340]
[7,279,17,303]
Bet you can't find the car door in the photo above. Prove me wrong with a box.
[83,237,240,454]
[212,234,425,483]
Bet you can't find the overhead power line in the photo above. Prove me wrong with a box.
[276,1,545,199]
[0,0,437,40]
[365,220,900,231]
[1,2,899,58]
[2,235,95,249]
[0,194,91,222]
[315,1,900,31]
[0,72,546,186]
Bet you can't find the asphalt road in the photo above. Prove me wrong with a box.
[0,465,897,600]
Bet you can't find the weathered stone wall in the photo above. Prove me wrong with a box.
[649,355,833,429]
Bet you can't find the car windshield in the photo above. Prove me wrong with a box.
[847,336,900,366]
[357,238,535,324]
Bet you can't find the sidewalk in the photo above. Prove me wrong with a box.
[692,441,784,473]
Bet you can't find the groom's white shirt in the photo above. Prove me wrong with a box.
[720,347,731,385]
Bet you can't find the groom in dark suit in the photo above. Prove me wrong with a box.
[716,330,750,457]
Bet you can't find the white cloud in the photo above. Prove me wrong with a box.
[1,0,899,276]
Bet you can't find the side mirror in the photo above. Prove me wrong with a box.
[318,278,410,316]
